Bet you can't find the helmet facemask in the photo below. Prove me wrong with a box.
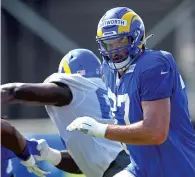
[97,29,144,71]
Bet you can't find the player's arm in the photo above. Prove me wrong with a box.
[1,119,51,176]
[105,98,170,145]
[67,100,170,145]
[1,118,30,159]
[1,82,72,106]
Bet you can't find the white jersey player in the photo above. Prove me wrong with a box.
[1,49,130,177]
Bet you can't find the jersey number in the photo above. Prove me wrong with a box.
[107,88,130,125]
[96,88,111,118]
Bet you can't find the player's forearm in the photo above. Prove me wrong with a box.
[1,82,72,106]
[1,83,54,105]
[105,120,166,145]
[1,119,31,160]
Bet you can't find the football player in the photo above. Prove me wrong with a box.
[67,7,195,177]
[1,48,130,177]
[1,118,49,177]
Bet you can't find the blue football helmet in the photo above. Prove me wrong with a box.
[96,7,146,71]
[58,48,102,78]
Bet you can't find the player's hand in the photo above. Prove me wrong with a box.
[66,116,108,138]
[30,139,51,162]
[31,139,61,166]
[21,154,50,177]
[0,83,24,104]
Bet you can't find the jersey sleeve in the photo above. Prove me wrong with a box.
[44,73,97,107]
[140,60,174,101]
[44,73,80,106]
[44,73,67,84]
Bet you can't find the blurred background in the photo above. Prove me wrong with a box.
[1,0,195,176]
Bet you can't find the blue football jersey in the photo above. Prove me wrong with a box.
[103,49,195,177]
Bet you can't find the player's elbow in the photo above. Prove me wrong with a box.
[152,129,168,145]
[154,133,167,145]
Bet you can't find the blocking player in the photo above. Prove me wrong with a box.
[67,7,195,177]
[1,48,130,177]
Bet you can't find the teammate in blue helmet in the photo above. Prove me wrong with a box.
[58,48,102,78]
[1,48,130,177]
[67,7,195,177]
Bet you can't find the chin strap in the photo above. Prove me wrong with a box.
[143,34,154,45]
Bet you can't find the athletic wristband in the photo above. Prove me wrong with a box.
[21,154,35,166]
[17,144,31,161]
[97,123,108,138]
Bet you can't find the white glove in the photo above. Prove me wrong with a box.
[31,139,61,166]
[66,116,108,138]
[21,154,50,177]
